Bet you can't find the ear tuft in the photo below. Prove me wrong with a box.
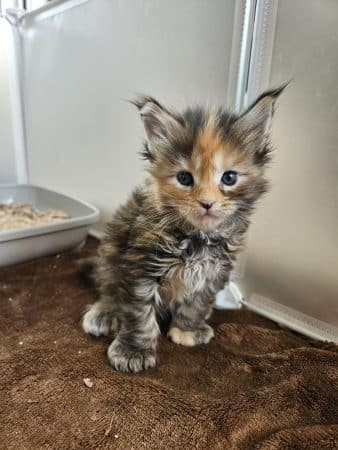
[248,82,288,114]
[131,95,185,156]
[130,95,164,112]
[139,142,155,162]
[231,83,287,158]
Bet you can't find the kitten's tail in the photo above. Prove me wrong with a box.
[76,257,99,284]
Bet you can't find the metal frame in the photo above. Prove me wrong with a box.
[245,295,338,344]
[227,0,279,112]
[0,10,28,183]
[226,0,251,111]
[246,0,279,105]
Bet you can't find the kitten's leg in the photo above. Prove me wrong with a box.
[107,302,159,373]
[168,295,215,347]
[82,298,117,337]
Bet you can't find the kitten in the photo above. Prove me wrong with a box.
[81,87,284,372]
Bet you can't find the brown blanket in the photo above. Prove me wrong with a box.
[0,238,337,449]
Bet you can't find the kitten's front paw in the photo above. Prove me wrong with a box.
[107,340,156,373]
[168,324,214,347]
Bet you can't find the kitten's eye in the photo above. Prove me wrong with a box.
[221,170,238,186]
[177,171,194,187]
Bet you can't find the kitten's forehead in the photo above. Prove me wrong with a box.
[152,106,253,177]
[188,113,243,174]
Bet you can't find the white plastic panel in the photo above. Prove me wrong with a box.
[240,0,338,328]
[0,18,17,183]
[23,0,236,224]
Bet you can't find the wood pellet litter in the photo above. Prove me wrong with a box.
[0,203,69,232]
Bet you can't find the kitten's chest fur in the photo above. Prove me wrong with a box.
[158,232,227,304]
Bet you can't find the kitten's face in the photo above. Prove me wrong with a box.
[134,89,284,231]
[149,119,265,231]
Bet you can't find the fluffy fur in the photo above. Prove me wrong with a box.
[81,87,284,372]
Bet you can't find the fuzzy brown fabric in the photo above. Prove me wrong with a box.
[0,238,337,449]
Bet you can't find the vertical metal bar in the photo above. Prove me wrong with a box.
[246,0,279,105]
[4,12,29,183]
[234,0,256,113]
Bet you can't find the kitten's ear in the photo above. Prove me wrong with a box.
[132,95,185,156]
[232,84,286,152]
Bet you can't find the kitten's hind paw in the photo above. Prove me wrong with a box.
[107,340,157,373]
[82,303,117,337]
[168,324,214,346]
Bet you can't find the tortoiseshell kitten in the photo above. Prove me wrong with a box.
[81,87,284,372]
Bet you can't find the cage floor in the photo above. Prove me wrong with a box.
[0,238,337,449]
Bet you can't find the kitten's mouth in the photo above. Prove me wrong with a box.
[200,213,214,220]
[199,208,219,219]
[194,210,221,229]
[200,212,218,222]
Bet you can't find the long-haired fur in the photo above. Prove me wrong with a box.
[81,87,284,372]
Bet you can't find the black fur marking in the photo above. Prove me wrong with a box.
[249,83,288,110]
[183,107,207,138]
[76,257,99,286]
[171,139,193,160]
[254,146,272,166]
[176,231,222,258]
[217,111,238,140]
[140,142,155,162]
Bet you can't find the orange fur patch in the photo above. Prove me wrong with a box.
[190,121,234,202]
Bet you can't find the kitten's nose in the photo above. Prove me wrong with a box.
[199,200,214,210]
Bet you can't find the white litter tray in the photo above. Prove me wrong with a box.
[0,184,99,267]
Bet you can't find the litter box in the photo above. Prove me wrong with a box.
[0,185,99,267]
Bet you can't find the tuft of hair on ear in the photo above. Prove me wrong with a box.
[130,95,164,112]
[139,141,155,162]
[131,96,162,162]
[131,94,186,162]
[130,94,183,127]
[246,82,288,118]
[231,82,288,165]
